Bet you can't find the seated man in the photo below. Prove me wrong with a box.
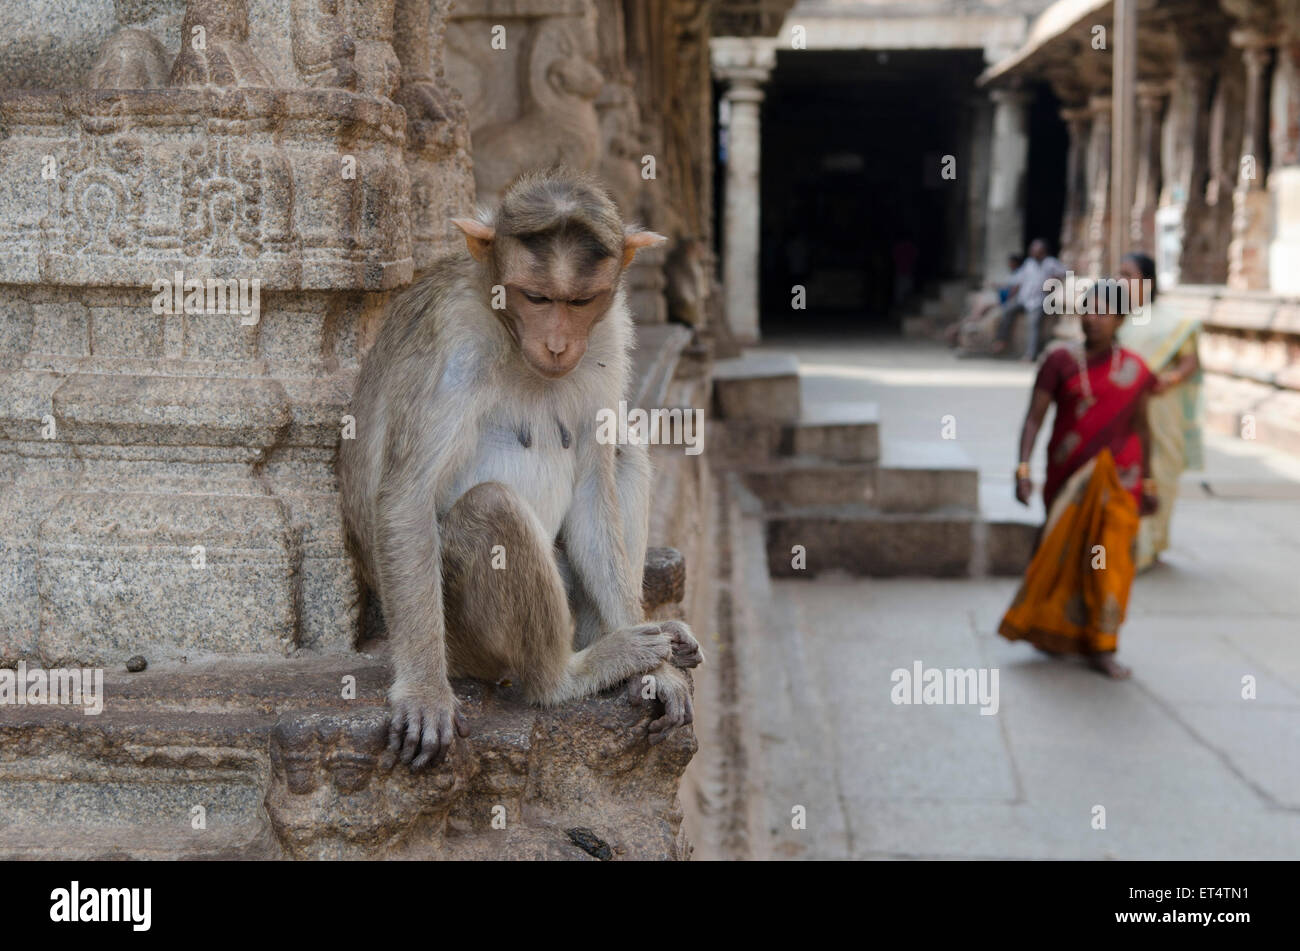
[947,252,1025,352]
[991,238,1064,361]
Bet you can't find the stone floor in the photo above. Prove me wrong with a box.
[751,336,1300,860]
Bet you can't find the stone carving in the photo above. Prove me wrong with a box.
[350,0,402,99]
[87,29,171,89]
[46,136,150,259]
[170,0,274,88]
[265,681,696,860]
[597,82,644,216]
[181,140,266,258]
[290,0,357,89]
[470,14,605,198]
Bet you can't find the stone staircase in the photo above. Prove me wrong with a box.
[711,351,1036,579]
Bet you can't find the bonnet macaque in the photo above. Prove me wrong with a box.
[338,167,703,771]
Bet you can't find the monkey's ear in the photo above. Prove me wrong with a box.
[452,218,496,262]
[622,229,668,269]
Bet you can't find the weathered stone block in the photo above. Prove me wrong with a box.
[712,351,801,422]
[36,493,296,663]
[876,439,979,512]
[766,507,974,578]
[790,400,880,462]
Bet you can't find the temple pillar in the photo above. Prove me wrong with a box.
[1085,94,1113,277]
[1131,83,1166,255]
[711,37,776,344]
[1059,105,1092,268]
[983,86,1031,278]
[1157,53,1216,288]
[1229,32,1274,290]
[1269,14,1300,293]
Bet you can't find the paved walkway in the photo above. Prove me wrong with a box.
[756,337,1300,859]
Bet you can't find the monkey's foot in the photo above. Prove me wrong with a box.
[633,664,694,746]
[660,619,704,669]
[381,689,471,772]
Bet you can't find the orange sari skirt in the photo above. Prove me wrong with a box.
[999,449,1140,654]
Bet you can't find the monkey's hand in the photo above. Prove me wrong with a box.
[628,662,694,745]
[382,683,469,772]
[660,619,704,669]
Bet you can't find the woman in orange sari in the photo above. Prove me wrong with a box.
[1000,279,1158,679]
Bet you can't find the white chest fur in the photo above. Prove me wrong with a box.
[448,408,579,541]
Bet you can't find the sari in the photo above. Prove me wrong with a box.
[1118,300,1203,570]
[999,346,1154,654]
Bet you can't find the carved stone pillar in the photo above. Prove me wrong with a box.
[1085,94,1113,277]
[1130,84,1165,255]
[1269,13,1300,293]
[1230,32,1274,290]
[0,0,472,664]
[1059,105,1092,268]
[1157,54,1215,288]
[711,37,775,345]
[983,87,1031,278]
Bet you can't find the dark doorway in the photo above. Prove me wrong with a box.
[757,48,987,337]
[1025,81,1069,264]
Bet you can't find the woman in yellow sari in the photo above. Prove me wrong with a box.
[1000,280,1158,679]
[1117,252,1203,571]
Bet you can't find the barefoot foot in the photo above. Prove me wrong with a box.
[1087,653,1131,680]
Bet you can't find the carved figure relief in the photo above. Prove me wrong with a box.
[169,0,274,88]
[291,0,357,89]
[87,28,171,89]
[470,15,605,198]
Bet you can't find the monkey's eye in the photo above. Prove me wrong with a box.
[523,292,551,304]
[569,296,595,307]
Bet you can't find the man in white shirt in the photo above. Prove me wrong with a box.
[991,238,1065,360]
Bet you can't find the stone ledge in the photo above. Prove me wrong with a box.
[0,653,697,860]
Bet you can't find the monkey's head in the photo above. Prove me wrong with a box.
[452,168,665,380]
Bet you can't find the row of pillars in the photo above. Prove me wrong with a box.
[711,18,1300,346]
[995,20,1300,294]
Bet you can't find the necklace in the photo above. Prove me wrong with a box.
[1074,344,1123,418]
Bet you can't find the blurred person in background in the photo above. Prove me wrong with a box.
[948,251,1026,353]
[1117,251,1203,572]
[992,238,1065,361]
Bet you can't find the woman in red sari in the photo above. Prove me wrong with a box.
[1000,279,1158,679]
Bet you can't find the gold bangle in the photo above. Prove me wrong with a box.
[1015,462,1030,480]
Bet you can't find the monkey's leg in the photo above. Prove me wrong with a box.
[441,481,672,705]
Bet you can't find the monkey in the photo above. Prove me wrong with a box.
[338,167,704,771]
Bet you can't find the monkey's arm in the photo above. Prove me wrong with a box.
[566,439,702,741]
[374,359,480,770]
[563,440,649,634]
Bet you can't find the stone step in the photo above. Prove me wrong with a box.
[765,504,974,578]
[977,479,1041,577]
[712,351,801,423]
[0,776,274,860]
[790,400,880,462]
[740,457,875,508]
[876,439,979,512]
